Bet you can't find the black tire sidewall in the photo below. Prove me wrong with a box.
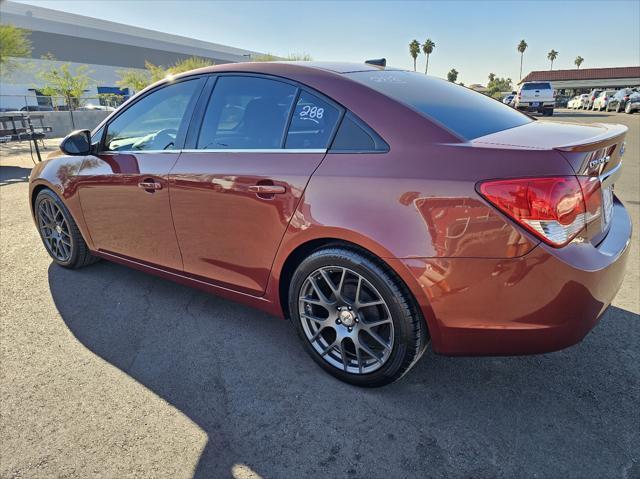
[35,189,80,268]
[288,248,423,387]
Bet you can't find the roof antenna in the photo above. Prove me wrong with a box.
[365,58,386,67]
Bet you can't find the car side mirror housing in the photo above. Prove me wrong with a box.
[60,129,91,155]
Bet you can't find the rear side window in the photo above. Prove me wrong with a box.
[347,70,531,141]
[521,82,552,90]
[285,91,340,149]
[330,112,388,152]
[197,76,296,149]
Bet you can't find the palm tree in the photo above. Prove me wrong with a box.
[409,40,420,72]
[547,49,559,70]
[517,40,528,79]
[447,68,458,83]
[574,56,584,69]
[422,39,436,74]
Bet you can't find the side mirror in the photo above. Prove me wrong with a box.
[60,129,91,155]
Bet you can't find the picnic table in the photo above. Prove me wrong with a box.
[0,114,54,162]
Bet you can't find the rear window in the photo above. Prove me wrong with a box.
[521,82,552,90]
[346,70,531,141]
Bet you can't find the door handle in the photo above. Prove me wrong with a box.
[248,185,286,195]
[138,181,163,191]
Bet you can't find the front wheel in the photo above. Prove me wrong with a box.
[625,103,633,114]
[289,247,429,387]
[35,188,99,269]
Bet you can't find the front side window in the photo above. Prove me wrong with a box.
[285,91,340,149]
[104,80,199,151]
[197,76,296,149]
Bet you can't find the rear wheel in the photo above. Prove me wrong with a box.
[625,103,633,114]
[35,188,99,269]
[289,247,428,387]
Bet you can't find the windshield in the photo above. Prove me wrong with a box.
[346,70,531,141]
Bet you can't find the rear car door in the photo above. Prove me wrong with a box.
[78,77,204,270]
[169,74,342,294]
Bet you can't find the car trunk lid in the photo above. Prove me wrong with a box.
[472,120,628,245]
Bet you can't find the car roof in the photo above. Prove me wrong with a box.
[181,61,401,78]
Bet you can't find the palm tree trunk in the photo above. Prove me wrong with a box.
[413,58,416,72]
[550,60,553,70]
[425,55,429,75]
[519,53,523,79]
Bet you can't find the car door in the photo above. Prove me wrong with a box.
[78,77,204,270]
[169,74,342,294]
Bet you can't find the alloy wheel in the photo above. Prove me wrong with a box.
[298,266,394,374]
[37,198,72,262]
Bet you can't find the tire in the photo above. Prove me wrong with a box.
[616,103,622,113]
[34,188,99,269]
[625,103,632,114]
[288,247,429,387]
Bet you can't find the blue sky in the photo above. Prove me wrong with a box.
[13,0,640,85]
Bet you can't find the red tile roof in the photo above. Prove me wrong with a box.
[520,66,640,83]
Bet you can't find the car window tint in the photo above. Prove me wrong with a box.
[346,70,531,141]
[105,80,198,151]
[521,82,551,90]
[197,76,296,149]
[330,113,381,151]
[285,91,340,149]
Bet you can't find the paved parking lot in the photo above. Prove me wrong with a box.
[1,110,638,479]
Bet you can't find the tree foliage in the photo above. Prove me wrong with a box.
[409,40,420,71]
[447,68,459,82]
[547,49,559,70]
[422,39,436,74]
[38,62,93,108]
[486,76,512,98]
[517,39,528,79]
[0,24,32,75]
[574,56,584,69]
[117,56,215,92]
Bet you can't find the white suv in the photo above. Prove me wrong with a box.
[514,81,555,116]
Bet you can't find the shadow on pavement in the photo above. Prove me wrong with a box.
[0,165,32,186]
[551,112,614,118]
[48,260,640,478]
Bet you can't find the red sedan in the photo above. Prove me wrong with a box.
[29,62,632,386]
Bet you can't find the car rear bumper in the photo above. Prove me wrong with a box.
[398,197,632,356]
[516,101,554,112]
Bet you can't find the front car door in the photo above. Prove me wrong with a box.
[169,74,342,294]
[78,77,204,270]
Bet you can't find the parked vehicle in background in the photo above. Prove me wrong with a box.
[554,94,569,108]
[502,94,515,105]
[567,96,580,109]
[625,91,640,113]
[20,105,53,112]
[607,88,635,113]
[514,81,554,115]
[577,94,591,109]
[592,90,616,111]
[28,62,632,386]
[586,89,602,110]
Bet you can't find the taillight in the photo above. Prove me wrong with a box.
[478,176,602,247]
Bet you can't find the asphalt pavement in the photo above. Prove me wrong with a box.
[1,110,638,478]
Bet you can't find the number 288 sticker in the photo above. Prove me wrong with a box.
[299,105,324,124]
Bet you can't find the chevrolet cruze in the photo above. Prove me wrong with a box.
[30,61,632,386]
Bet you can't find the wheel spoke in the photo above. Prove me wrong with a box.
[308,276,334,306]
[319,269,340,299]
[363,318,392,329]
[320,340,337,357]
[355,346,363,374]
[300,313,328,325]
[338,340,349,372]
[358,342,383,365]
[365,329,391,351]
